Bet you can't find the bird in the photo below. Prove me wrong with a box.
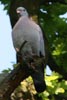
[12,7,46,93]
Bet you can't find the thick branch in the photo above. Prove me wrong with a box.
[0,63,29,100]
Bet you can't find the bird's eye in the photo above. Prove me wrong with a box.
[23,9,25,11]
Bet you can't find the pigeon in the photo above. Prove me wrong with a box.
[12,7,46,92]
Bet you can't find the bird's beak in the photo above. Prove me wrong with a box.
[16,10,20,14]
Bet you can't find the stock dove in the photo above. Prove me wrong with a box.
[12,7,46,92]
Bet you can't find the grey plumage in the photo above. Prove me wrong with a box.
[12,7,46,92]
[12,7,45,58]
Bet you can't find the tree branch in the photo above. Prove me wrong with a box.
[0,63,29,100]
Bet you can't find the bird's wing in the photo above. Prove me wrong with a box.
[30,20,45,56]
[12,17,45,56]
[39,29,45,56]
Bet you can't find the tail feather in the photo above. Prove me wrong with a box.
[30,63,46,93]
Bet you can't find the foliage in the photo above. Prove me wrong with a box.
[0,0,10,11]
[39,3,67,72]
[0,68,67,100]
[11,72,67,100]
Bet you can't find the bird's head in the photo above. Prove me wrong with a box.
[16,7,29,17]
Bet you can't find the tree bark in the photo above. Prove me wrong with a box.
[0,63,29,100]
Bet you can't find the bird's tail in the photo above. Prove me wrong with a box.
[29,59,46,93]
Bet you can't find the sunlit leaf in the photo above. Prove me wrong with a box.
[45,75,59,81]
[55,88,65,94]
